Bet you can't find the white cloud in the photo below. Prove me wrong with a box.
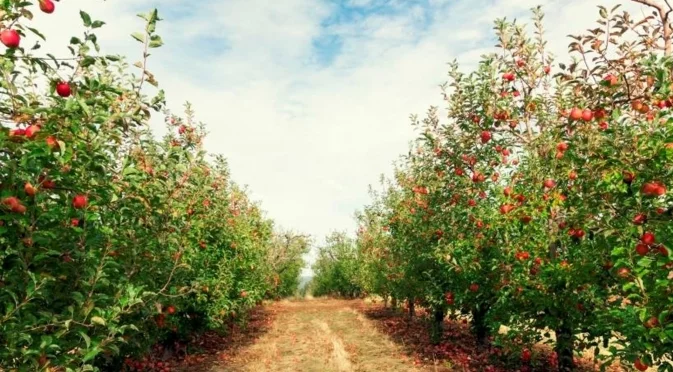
[18,0,649,275]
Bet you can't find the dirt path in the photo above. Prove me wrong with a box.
[208,298,424,372]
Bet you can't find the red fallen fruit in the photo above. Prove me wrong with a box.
[72,195,88,209]
[521,348,531,362]
[0,29,21,48]
[469,283,479,292]
[581,109,593,121]
[634,359,649,371]
[632,213,647,225]
[641,231,655,245]
[480,131,492,143]
[635,243,649,256]
[641,181,666,197]
[569,108,582,121]
[56,81,71,97]
[39,0,55,13]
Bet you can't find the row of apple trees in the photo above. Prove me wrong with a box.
[315,4,672,372]
[0,1,307,371]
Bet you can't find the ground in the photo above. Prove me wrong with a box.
[198,298,423,372]
[158,298,642,372]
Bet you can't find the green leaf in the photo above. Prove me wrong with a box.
[149,35,163,48]
[80,11,92,27]
[91,316,106,326]
[82,346,100,362]
[131,32,145,44]
[26,27,46,41]
[91,20,106,29]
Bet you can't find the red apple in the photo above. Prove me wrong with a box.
[56,81,71,97]
[543,179,555,189]
[568,171,577,180]
[641,181,666,197]
[603,74,618,86]
[25,125,40,139]
[521,348,531,362]
[641,231,655,245]
[569,108,582,121]
[39,0,55,13]
[24,183,37,197]
[632,213,647,225]
[503,186,513,197]
[166,305,176,314]
[581,109,593,122]
[480,131,492,143]
[45,136,59,150]
[543,65,551,74]
[634,359,649,371]
[72,195,88,209]
[503,72,515,81]
[598,121,608,130]
[635,243,649,256]
[500,204,515,214]
[469,283,479,292]
[1,30,20,49]
[556,142,568,152]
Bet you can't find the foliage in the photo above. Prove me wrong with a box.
[322,4,673,371]
[0,2,305,370]
[310,232,363,298]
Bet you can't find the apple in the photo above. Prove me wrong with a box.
[499,204,515,214]
[569,108,582,121]
[0,30,20,49]
[444,291,454,305]
[635,243,649,256]
[521,348,531,362]
[56,81,71,97]
[520,215,532,224]
[503,186,513,196]
[598,121,608,130]
[178,125,186,134]
[468,199,477,207]
[632,213,647,225]
[616,267,630,278]
[543,65,551,74]
[581,109,593,121]
[622,171,635,184]
[455,168,464,176]
[39,0,55,13]
[240,290,248,298]
[641,181,666,197]
[634,359,649,371]
[516,59,525,67]
[641,231,655,245]
[480,131,492,143]
[469,283,479,292]
[568,171,577,180]
[2,197,19,208]
[503,72,515,81]
[543,179,556,189]
[603,74,618,86]
[594,108,607,119]
[166,305,176,314]
[644,316,659,328]
[72,195,88,209]
[556,142,568,152]
[24,183,37,196]
[45,136,59,150]
[25,125,40,139]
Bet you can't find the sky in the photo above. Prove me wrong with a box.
[25,0,644,275]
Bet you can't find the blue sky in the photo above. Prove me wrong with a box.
[29,0,642,275]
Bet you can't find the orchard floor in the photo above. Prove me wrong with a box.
[165,298,642,372]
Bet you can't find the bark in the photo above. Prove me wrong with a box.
[430,307,445,345]
[471,306,490,346]
[407,297,415,318]
[555,321,575,372]
[391,296,398,310]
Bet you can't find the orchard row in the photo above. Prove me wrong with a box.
[313,5,672,372]
[1,2,307,371]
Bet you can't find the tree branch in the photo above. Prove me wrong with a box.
[632,0,672,55]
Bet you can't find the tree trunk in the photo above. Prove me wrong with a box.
[383,295,389,309]
[555,321,575,372]
[471,306,489,346]
[391,296,398,310]
[430,307,445,345]
[407,297,415,318]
